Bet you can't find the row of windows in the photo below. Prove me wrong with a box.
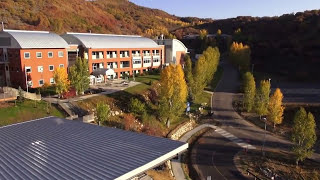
[25,64,64,73]
[24,51,64,59]
[28,78,55,87]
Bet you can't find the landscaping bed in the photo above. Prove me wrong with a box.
[233,95,320,152]
[236,149,320,180]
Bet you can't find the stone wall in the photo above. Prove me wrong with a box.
[169,119,196,140]
[2,87,41,101]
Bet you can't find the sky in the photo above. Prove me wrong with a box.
[130,0,320,19]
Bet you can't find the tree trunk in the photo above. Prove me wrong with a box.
[166,119,170,128]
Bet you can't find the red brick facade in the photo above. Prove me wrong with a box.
[85,47,164,78]
[0,48,68,89]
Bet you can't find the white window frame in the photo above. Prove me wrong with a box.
[24,52,30,59]
[49,65,54,71]
[48,52,53,58]
[36,52,42,58]
[25,66,32,73]
[38,66,43,73]
[58,51,64,57]
[59,64,64,68]
[39,79,44,86]
[50,78,55,84]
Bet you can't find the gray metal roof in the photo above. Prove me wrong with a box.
[62,33,160,49]
[1,30,69,49]
[0,117,187,180]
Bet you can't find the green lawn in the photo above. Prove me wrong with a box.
[130,74,161,84]
[0,100,66,127]
[126,74,160,94]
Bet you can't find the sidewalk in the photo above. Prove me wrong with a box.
[171,124,217,180]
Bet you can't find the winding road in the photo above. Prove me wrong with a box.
[191,60,320,180]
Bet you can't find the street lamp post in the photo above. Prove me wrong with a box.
[25,70,28,93]
[262,117,267,156]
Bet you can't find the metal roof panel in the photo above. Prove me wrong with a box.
[0,117,187,180]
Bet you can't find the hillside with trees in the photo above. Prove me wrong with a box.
[0,0,208,38]
[175,10,320,81]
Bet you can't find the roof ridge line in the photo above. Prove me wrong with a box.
[66,32,142,38]
[4,29,50,33]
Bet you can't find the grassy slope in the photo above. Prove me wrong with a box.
[0,100,66,127]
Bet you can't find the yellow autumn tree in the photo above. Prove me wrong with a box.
[217,29,222,35]
[229,41,251,71]
[53,67,70,98]
[159,64,188,127]
[199,29,208,40]
[267,88,285,128]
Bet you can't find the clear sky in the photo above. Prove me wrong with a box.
[130,0,320,19]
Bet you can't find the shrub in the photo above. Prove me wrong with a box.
[95,102,110,124]
[129,98,146,115]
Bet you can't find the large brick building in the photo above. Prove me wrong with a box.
[0,29,69,89]
[61,32,165,79]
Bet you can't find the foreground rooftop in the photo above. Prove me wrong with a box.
[0,117,188,180]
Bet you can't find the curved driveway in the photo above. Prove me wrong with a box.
[192,61,300,180]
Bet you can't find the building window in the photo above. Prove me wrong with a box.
[24,52,30,59]
[49,65,54,71]
[107,51,117,58]
[50,78,55,84]
[120,51,129,58]
[143,59,151,64]
[48,52,53,58]
[39,79,44,86]
[59,64,64,68]
[58,51,64,57]
[132,50,140,57]
[36,52,42,58]
[38,66,43,72]
[133,60,141,64]
[25,67,32,73]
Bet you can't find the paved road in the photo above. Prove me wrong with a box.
[192,130,245,180]
[192,60,320,180]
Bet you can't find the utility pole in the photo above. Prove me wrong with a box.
[262,117,267,156]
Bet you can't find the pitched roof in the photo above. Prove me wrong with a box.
[1,29,69,49]
[0,117,187,180]
[62,32,160,49]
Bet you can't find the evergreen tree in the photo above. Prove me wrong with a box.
[69,57,90,95]
[243,72,256,112]
[292,107,317,165]
[255,80,271,118]
[267,88,285,128]
[159,64,188,127]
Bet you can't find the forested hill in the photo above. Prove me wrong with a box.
[180,10,320,81]
[0,0,207,37]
